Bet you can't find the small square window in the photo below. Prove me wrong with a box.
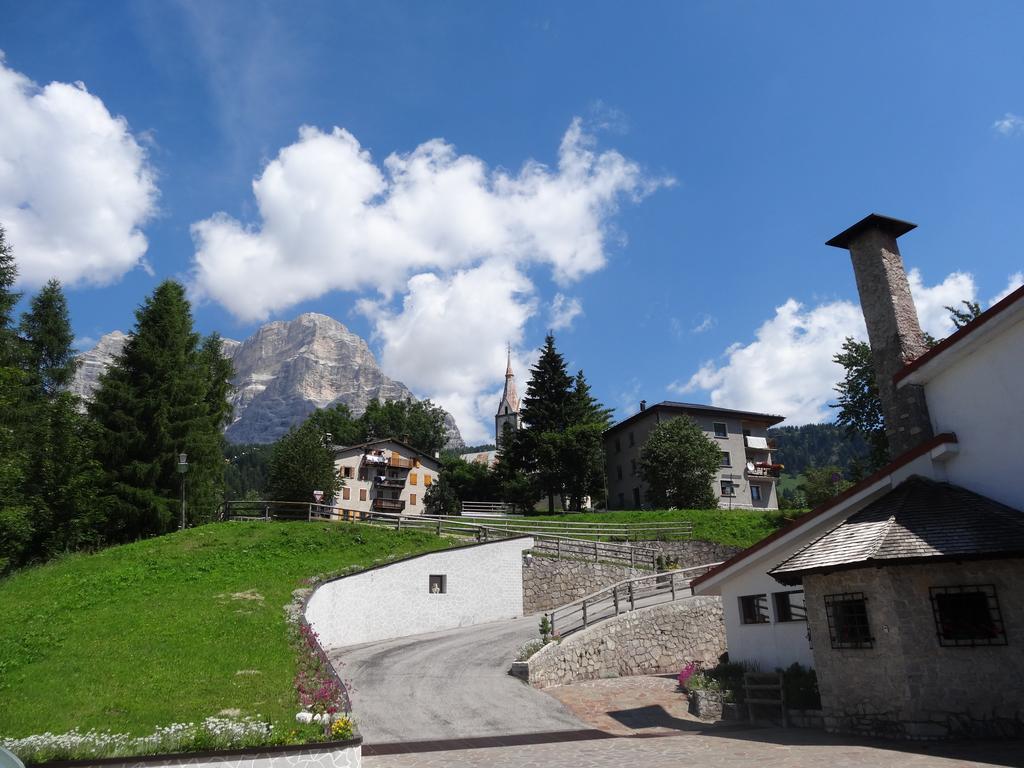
[825,592,873,649]
[720,480,735,497]
[713,422,728,438]
[410,493,417,506]
[739,594,769,624]
[359,488,367,501]
[429,574,447,594]
[720,451,731,467]
[773,590,806,622]
[930,585,1007,647]
[751,484,763,501]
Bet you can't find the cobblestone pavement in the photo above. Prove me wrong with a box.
[542,674,702,735]
[362,727,1024,768]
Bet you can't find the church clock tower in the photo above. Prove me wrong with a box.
[495,348,520,447]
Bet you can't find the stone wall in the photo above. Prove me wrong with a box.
[524,596,726,688]
[522,557,643,614]
[637,540,741,569]
[805,559,1024,740]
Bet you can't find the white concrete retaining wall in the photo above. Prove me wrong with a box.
[307,537,534,648]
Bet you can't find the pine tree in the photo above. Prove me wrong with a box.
[90,281,230,538]
[19,280,77,397]
[562,370,613,510]
[0,225,32,570]
[518,334,574,433]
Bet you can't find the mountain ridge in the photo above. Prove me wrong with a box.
[71,312,464,448]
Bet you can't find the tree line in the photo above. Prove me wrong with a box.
[0,226,232,572]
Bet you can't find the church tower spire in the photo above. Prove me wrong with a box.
[495,345,520,447]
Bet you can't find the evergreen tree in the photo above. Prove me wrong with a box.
[638,416,720,509]
[562,371,613,511]
[89,281,230,538]
[267,422,341,504]
[0,226,32,570]
[19,280,77,397]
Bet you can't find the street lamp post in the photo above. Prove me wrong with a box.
[177,452,189,529]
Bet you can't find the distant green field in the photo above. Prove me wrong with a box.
[0,522,453,739]
[529,508,800,548]
[777,473,805,495]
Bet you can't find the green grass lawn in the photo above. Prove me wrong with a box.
[529,508,803,548]
[0,522,454,739]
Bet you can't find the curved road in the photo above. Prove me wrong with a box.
[327,615,588,743]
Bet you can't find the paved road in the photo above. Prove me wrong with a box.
[327,615,587,743]
[362,727,1024,768]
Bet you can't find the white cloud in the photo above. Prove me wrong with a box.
[670,299,865,424]
[191,119,669,440]
[190,119,671,322]
[906,268,977,338]
[549,293,583,331]
[994,113,1024,136]
[673,270,982,426]
[692,314,715,334]
[0,54,157,287]
[989,272,1024,305]
[358,261,537,445]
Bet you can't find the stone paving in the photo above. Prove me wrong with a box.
[362,727,1024,768]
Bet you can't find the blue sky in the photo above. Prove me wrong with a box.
[1,1,1022,443]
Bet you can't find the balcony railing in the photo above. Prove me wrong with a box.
[389,455,417,470]
[746,462,782,479]
[372,498,406,512]
[373,475,405,489]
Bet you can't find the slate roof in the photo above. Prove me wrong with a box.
[770,476,1024,585]
[605,400,784,436]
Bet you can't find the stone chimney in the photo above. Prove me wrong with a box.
[826,214,934,458]
[640,400,647,412]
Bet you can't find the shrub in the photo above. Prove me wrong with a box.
[516,639,547,661]
[781,662,820,710]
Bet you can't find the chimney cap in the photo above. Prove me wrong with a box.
[825,213,917,250]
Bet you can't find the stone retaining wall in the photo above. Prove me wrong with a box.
[637,540,741,568]
[522,557,643,614]
[523,596,726,688]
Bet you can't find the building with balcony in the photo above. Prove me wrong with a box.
[604,401,785,511]
[332,438,442,517]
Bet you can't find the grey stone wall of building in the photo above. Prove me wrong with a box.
[524,597,726,688]
[637,540,741,569]
[522,557,643,614]
[805,559,1024,740]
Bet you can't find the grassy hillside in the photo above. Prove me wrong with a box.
[0,522,453,739]
[531,508,798,548]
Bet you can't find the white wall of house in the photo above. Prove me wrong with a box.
[306,537,533,648]
[332,439,440,517]
[915,312,1024,512]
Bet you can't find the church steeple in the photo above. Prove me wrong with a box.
[495,345,520,446]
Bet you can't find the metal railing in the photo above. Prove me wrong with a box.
[219,501,661,570]
[545,562,722,638]
[460,500,513,516]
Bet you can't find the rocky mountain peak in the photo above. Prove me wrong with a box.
[70,315,464,448]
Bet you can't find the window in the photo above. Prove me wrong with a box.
[615,437,621,453]
[342,487,351,501]
[930,585,1007,647]
[429,574,447,594]
[410,472,418,485]
[632,487,641,507]
[391,490,400,500]
[630,458,637,476]
[720,451,731,467]
[739,594,769,624]
[358,468,367,481]
[628,431,635,447]
[617,492,625,508]
[616,465,623,480]
[773,591,806,622]
[342,465,354,478]
[720,480,735,497]
[824,592,873,649]
[424,475,432,487]
[751,484,762,501]
[713,422,728,438]
[359,488,367,502]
